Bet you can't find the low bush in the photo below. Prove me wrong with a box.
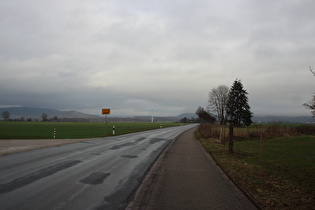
[295,125,315,135]
[198,123,315,141]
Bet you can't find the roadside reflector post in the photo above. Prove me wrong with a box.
[53,128,56,139]
[113,126,115,135]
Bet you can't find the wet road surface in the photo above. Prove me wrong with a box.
[0,124,197,210]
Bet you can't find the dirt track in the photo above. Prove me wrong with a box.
[0,138,96,156]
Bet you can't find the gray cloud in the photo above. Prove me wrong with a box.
[1,0,315,117]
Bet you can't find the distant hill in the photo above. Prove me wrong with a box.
[0,107,99,119]
[133,113,198,121]
[1,107,314,123]
[175,114,314,123]
[175,113,314,124]
[252,115,315,124]
[174,113,315,123]
[176,113,198,119]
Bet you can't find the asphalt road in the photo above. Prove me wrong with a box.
[0,124,197,210]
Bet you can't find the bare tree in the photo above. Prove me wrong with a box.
[1,111,10,121]
[303,66,315,117]
[208,85,229,125]
[42,113,48,122]
[303,96,315,117]
[52,116,59,122]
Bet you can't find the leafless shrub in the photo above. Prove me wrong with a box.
[295,125,315,135]
[198,124,315,142]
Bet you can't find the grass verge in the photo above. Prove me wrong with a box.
[0,122,182,139]
[196,130,315,209]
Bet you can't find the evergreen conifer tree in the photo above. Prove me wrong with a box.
[226,79,252,153]
[227,79,252,126]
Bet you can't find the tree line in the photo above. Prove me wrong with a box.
[1,111,60,122]
[198,67,315,126]
[197,70,314,153]
[196,79,252,127]
[196,79,253,153]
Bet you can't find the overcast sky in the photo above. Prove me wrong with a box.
[1,0,315,117]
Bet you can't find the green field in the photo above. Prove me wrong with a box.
[233,136,315,189]
[0,122,183,139]
[198,133,315,209]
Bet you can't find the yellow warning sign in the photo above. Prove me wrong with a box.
[102,109,110,115]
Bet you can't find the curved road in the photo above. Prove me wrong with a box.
[0,124,197,210]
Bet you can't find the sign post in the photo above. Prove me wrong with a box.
[102,109,110,136]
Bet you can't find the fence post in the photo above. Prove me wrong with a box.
[220,127,222,143]
[223,127,226,146]
[260,132,263,175]
[229,125,234,153]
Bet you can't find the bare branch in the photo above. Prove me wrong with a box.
[303,95,315,117]
[208,85,229,125]
[309,66,315,76]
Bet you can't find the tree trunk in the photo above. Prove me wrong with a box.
[229,124,234,153]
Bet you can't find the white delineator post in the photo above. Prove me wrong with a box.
[53,128,56,139]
